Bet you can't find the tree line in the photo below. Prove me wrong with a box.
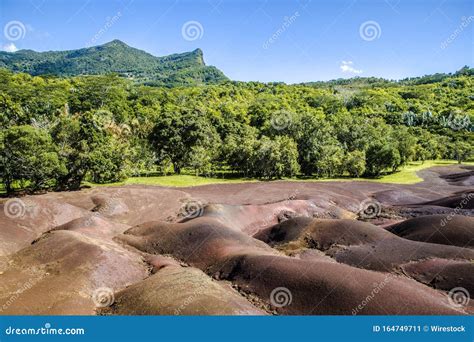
[0,68,472,194]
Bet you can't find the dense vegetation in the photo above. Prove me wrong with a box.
[0,40,228,87]
[0,66,473,194]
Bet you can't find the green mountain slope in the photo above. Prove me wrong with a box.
[0,39,228,87]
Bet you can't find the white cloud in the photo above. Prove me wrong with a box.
[340,60,362,74]
[2,43,18,52]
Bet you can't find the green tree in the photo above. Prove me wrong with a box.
[187,145,214,176]
[222,125,258,176]
[150,108,221,173]
[414,144,430,163]
[296,118,334,176]
[452,140,472,164]
[392,127,416,167]
[251,136,300,179]
[52,110,126,189]
[365,143,401,176]
[345,150,366,177]
[1,125,65,193]
[314,143,345,178]
[68,75,131,122]
[88,137,128,183]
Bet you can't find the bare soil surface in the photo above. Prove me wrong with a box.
[0,164,473,315]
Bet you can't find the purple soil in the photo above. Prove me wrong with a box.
[254,217,474,274]
[327,238,474,273]
[441,168,474,186]
[117,217,279,270]
[0,230,148,315]
[193,200,321,235]
[1,164,473,315]
[254,217,393,250]
[214,254,463,315]
[386,215,474,248]
[420,191,474,209]
[400,258,474,294]
[100,265,266,315]
[117,217,468,315]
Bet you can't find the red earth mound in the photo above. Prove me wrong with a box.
[0,197,88,256]
[1,164,473,315]
[327,236,474,273]
[52,215,130,239]
[100,265,266,315]
[255,217,393,250]
[421,191,474,209]
[189,200,321,235]
[400,258,474,294]
[0,230,148,315]
[213,254,464,315]
[118,217,278,270]
[254,217,474,295]
[386,215,474,248]
[441,169,474,186]
[117,217,468,315]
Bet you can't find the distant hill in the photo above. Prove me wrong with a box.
[301,66,473,88]
[0,39,228,87]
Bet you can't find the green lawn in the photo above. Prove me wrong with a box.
[371,160,472,184]
[299,160,473,185]
[85,174,258,188]
[86,160,472,188]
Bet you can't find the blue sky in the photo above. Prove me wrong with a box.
[0,0,473,83]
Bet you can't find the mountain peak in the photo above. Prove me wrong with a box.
[191,48,204,65]
[0,41,227,87]
[102,39,129,48]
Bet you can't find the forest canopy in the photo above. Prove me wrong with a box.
[0,67,473,193]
